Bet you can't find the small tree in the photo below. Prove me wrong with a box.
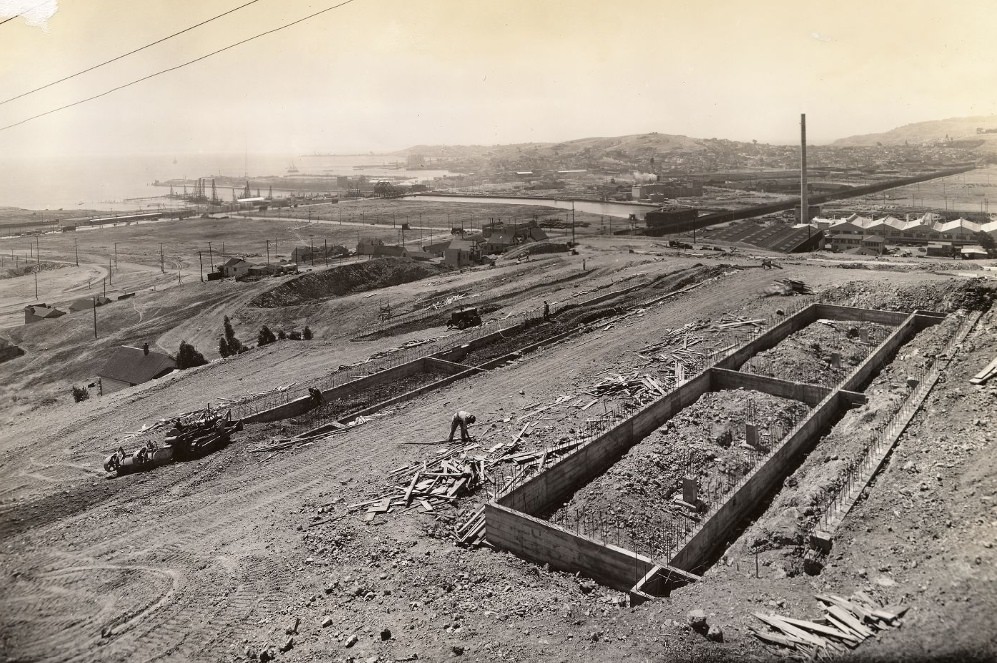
[258,325,277,346]
[277,329,287,340]
[303,325,313,340]
[176,340,208,369]
[223,315,244,354]
[72,385,89,402]
[218,336,231,358]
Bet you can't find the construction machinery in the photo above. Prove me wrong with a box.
[448,307,482,330]
[104,409,242,476]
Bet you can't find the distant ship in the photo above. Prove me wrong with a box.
[287,161,299,174]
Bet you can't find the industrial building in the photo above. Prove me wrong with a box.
[819,213,992,252]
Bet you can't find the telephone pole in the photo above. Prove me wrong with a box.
[208,242,214,270]
[75,238,79,266]
[108,258,112,285]
[92,296,98,339]
[160,243,165,273]
[199,251,204,282]
[114,242,118,268]
[266,240,270,266]
[34,264,38,298]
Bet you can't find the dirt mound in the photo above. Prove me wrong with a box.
[249,258,450,308]
[946,278,997,312]
[820,278,994,313]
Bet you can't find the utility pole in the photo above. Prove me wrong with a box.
[199,251,204,282]
[108,258,112,285]
[310,236,314,266]
[34,264,38,298]
[266,240,270,266]
[103,277,106,298]
[114,242,118,268]
[178,260,182,284]
[35,236,39,264]
[571,201,576,245]
[93,296,98,339]
[160,243,165,273]
[75,238,79,266]
[324,239,328,266]
[208,242,214,270]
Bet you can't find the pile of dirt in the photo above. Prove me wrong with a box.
[548,389,809,557]
[250,258,450,308]
[742,321,890,386]
[820,278,996,314]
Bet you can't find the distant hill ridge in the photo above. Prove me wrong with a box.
[393,132,708,161]
[833,115,997,147]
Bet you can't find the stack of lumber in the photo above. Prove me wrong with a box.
[750,591,907,659]
[589,372,669,404]
[712,314,766,330]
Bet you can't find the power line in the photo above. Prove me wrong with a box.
[0,1,53,28]
[0,0,263,106]
[0,0,359,133]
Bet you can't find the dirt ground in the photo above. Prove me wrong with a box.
[1,211,997,662]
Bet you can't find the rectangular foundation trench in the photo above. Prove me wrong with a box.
[484,306,945,598]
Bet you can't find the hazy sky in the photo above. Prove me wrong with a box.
[1,0,995,157]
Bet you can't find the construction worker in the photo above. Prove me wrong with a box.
[448,410,476,444]
[543,301,550,321]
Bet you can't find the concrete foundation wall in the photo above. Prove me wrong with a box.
[244,357,429,423]
[243,393,315,424]
[668,391,846,574]
[485,503,655,592]
[813,304,908,326]
[497,369,713,516]
[710,368,830,406]
[715,305,817,371]
[841,313,918,392]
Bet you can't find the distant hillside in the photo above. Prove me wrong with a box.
[395,132,707,162]
[833,115,997,148]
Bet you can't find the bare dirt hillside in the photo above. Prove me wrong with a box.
[1,230,996,662]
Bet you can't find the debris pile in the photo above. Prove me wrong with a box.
[750,592,906,659]
[765,278,813,297]
[358,423,583,542]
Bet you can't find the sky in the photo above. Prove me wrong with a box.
[1,0,996,157]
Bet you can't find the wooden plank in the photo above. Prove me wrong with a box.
[419,499,434,512]
[580,399,598,411]
[753,614,827,648]
[403,472,419,507]
[829,594,876,623]
[749,627,797,649]
[826,605,873,638]
[825,614,865,641]
[776,615,859,642]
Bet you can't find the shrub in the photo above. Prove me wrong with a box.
[177,340,208,369]
[258,325,277,346]
[303,325,313,340]
[289,330,302,340]
[218,336,231,358]
[71,385,89,402]
[223,315,244,354]
[277,329,287,340]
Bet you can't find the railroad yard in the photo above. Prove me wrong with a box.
[1,210,997,663]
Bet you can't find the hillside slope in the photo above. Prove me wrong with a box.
[834,115,997,147]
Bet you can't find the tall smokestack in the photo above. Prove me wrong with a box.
[800,113,809,223]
